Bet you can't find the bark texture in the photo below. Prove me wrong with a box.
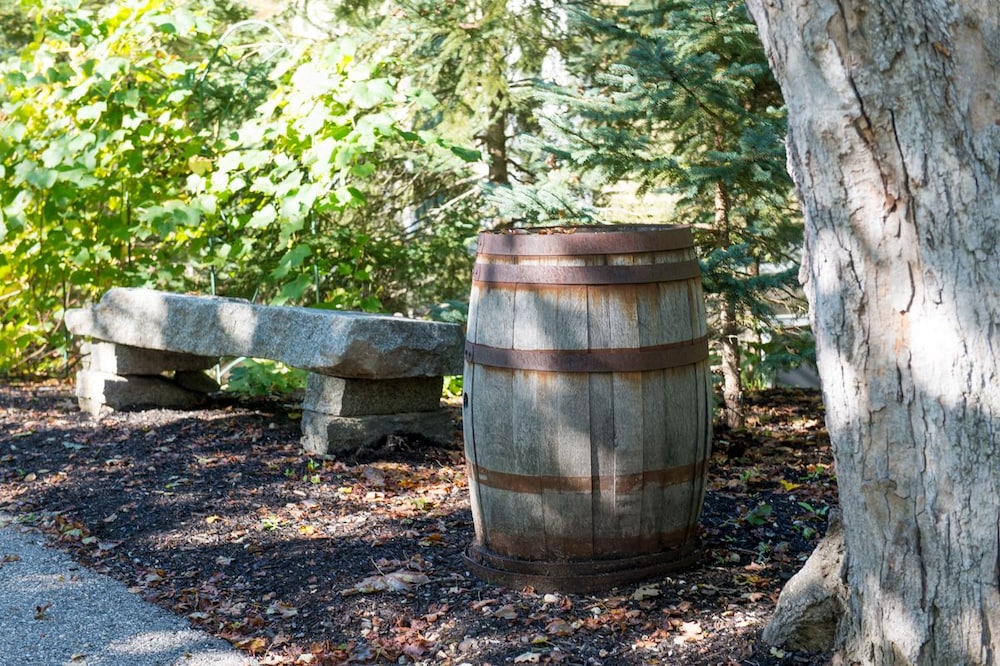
[744,1,1000,663]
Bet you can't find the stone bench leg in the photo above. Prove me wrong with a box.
[300,374,453,454]
[76,341,219,417]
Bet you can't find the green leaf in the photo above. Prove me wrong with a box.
[166,89,190,104]
[351,162,376,178]
[247,205,277,229]
[95,57,129,79]
[448,144,482,162]
[297,104,330,137]
[278,274,313,302]
[359,295,382,312]
[349,78,395,109]
[408,87,439,109]
[76,101,107,122]
[24,165,57,189]
[271,243,312,279]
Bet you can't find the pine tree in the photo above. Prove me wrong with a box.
[518,0,804,426]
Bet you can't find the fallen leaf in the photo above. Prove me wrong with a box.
[471,598,497,611]
[632,584,661,600]
[34,602,52,620]
[513,652,541,664]
[267,601,299,618]
[491,604,518,620]
[340,571,430,596]
[402,642,427,658]
[143,570,166,583]
[545,618,574,636]
[236,636,268,654]
[673,621,704,644]
[418,533,443,546]
[362,466,386,486]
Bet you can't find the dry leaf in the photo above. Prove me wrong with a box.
[513,652,541,664]
[143,570,166,583]
[362,466,386,486]
[632,584,661,600]
[673,621,704,644]
[545,618,574,636]
[471,598,497,611]
[340,571,430,596]
[237,636,268,654]
[491,604,518,620]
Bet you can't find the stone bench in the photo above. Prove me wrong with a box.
[64,288,464,454]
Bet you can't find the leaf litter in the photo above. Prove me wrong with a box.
[0,384,835,665]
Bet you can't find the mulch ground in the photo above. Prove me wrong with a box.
[0,382,836,666]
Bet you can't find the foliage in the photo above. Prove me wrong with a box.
[224,358,307,397]
[505,0,806,404]
[0,2,34,57]
[327,0,577,202]
[0,0,220,375]
[186,34,479,309]
[0,0,480,378]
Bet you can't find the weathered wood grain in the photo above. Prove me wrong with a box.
[464,225,711,576]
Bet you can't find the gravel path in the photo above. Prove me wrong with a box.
[0,516,257,666]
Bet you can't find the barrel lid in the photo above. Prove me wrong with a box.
[477,225,693,256]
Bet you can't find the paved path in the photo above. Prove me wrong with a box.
[0,516,257,666]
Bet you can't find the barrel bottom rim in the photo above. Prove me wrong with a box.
[463,541,701,594]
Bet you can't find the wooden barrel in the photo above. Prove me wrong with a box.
[462,225,712,592]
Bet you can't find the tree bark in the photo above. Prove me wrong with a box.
[744,1,1000,663]
[719,295,744,428]
[715,178,746,428]
[484,99,510,186]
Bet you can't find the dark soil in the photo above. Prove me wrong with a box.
[0,383,836,665]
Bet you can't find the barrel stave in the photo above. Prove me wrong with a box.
[464,225,711,588]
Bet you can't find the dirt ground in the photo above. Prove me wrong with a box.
[0,382,836,665]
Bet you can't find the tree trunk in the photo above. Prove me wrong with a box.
[719,295,744,428]
[744,1,1000,663]
[715,178,745,428]
[484,99,510,186]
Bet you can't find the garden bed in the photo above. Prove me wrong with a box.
[0,383,835,665]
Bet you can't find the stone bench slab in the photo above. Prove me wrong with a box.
[65,288,464,379]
